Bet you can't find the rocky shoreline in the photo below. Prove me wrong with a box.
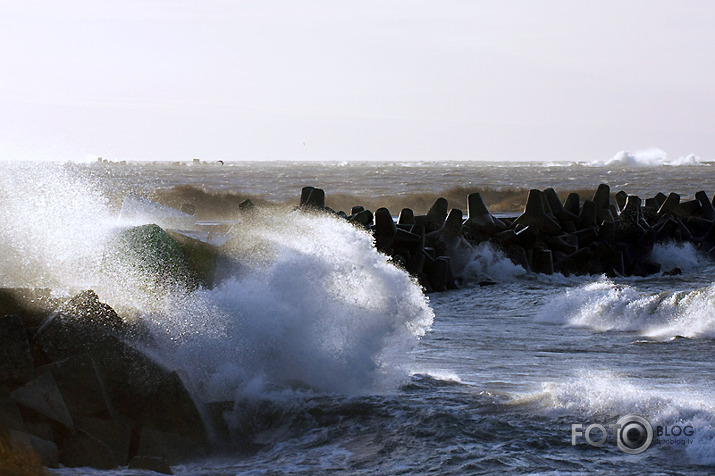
[1,184,714,473]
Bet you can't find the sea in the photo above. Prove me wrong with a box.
[0,154,713,475]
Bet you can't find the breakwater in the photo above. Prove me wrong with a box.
[299,184,715,291]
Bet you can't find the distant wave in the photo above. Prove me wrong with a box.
[538,278,715,339]
[587,148,703,167]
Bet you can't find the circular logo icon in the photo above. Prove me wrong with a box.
[616,415,653,455]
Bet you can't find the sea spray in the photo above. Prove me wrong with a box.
[0,162,434,396]
[0,162,117,290]
[538,277,715,339]
[143,210,435,398]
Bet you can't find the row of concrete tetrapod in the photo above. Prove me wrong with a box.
[300,185,715,291]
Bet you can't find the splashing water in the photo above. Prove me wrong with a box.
[0,163,434,398]
[538,277,715,339]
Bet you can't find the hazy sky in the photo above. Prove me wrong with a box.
[1,0,714,162]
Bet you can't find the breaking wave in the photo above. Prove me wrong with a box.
[538,278,715,339]
[588,148,702,167]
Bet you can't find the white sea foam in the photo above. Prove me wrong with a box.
[464,242,528,281]
[651,242,708,272]
[538,277,715,339]
[587,148,702,167]
[517,370,715,465]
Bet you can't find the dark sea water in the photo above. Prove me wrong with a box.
[0,159,713,475]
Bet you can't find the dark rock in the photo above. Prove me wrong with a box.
[695,191,715,220]
[615,190,628,212]
[238,198,255,211]
[653,192,668,208]
[59,429,117,469]
[74,415,131,466]
[349,209,373,228]
[577,200,597,230]
[421,198,449,232]
[10,371,74,429]
[303,188,325,210]
[678,199,702,218]
[39,354,111,418]
[398,208,416,225]
[0,314,34,383]
[544,188,578,223]
[299,186,314,206]
[663,267,682,276]
[657,192,680,218]
[564,193,581,215]
[593,183,611,210]
[351,205,365,215]
[442,209,463,237]
[129,455,174,474]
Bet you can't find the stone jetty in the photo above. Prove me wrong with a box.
[301,184,715,291]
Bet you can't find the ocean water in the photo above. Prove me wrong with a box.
[1,158,713,475]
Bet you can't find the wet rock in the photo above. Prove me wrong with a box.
[59,429,117,469]
[166,230,220,288]
[38,354,111,418]
[0,314,34,383]
[74,416,131,466]
[104,224,194,289]
[398,208,416,225]
[10,372,74,430]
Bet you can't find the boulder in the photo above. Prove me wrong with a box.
[0,314,34,383]
[74,415,131,466]
[166,230,220,288]
[103,224,194,289]
[59,429,117,469]
[10,371,74,429]
[38,353,111,418]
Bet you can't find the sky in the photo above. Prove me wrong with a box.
[1,0,714,162]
